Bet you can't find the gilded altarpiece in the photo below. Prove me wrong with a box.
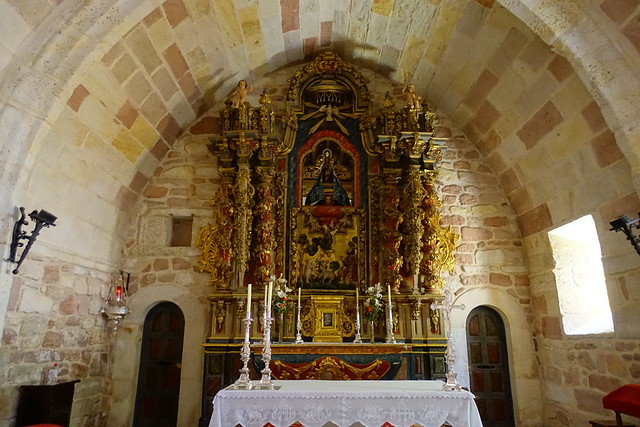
[197,53,459,423]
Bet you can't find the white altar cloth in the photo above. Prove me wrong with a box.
[209,380,483,427]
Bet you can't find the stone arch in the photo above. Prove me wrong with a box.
[109,283,208,426]
[498,0,640,178]
[450,286,543,426]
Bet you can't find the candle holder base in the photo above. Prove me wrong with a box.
[443,371,462,391]
[232,368,253,390]
[256,369,274,390]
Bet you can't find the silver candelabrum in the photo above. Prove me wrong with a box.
[232,310,253,390]
[386,301,396,344]
[354,304,362,343]
[295,294,304,344]
[431,289,465,391]
[257,300,274,390]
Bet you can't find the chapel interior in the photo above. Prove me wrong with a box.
[1,1,640,427]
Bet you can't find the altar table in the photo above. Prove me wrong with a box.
[209,380,483,427]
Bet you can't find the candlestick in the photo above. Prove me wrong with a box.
[354,287,362,343]
[386,284,396,344]
[295,287,303,344]
[258,278,275,390]
[232,300,253,389]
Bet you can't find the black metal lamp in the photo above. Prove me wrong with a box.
[609,213,640,256]
[7,207,57,274]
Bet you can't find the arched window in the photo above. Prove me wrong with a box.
[548,214,614,335]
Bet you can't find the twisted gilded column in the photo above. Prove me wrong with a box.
[380,171,403,293]
[254,168,276,287]
[400,165,427,277]
[233,165,254,285]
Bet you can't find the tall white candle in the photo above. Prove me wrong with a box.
[246,283,252,319]
[267,280,273,315]
[297,287,301,308]
[388,284,392,306]
[264,282,268,310]
[355,287,360,325]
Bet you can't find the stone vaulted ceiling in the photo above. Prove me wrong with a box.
[1,0,640,265]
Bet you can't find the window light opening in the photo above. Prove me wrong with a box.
[548,214,614,335]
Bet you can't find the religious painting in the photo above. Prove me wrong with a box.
[290,206,363,289]
[289,136,366,290]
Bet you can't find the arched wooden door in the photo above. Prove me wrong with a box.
[467,306,515,427]
[133,302,185,427]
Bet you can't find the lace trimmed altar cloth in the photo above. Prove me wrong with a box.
[209,380,483,427]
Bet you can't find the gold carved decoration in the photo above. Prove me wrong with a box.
[300,295,354,342]
[420,172,459,292]
[272,356,390,380]
[199,53,460,348]
[196,170,235,288]
[380,172,403,292]
[287,52,371,104]
[254,168,275,286]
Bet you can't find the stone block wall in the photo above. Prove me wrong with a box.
[0,259,115,427]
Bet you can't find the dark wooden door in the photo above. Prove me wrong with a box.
[133,302,185,427]
[467,306,515,427]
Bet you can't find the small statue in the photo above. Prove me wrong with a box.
[304,149,351,206]
[402,84,422,109]
[227,80,253,108]
[383,91,395,109]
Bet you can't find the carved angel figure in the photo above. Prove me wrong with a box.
[227,80,253,108]
[402,84,422,109]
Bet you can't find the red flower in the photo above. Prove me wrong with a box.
[366,307,373,312]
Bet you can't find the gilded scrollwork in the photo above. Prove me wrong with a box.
[196,170,235,288]
[419,172,460,292]
[287,52,370,105]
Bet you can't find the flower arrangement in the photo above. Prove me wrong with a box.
[363,283,384,322]
[272,277,292,315]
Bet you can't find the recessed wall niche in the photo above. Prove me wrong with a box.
[170,216,193,247]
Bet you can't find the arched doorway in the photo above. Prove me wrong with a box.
[467,306,515,427]
[133,302,185,427]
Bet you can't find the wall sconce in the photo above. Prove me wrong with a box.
[609,213,640,256]
[101,271,131,333]
[7,207,57,274]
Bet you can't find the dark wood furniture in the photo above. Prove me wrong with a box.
[15,380,79,427]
